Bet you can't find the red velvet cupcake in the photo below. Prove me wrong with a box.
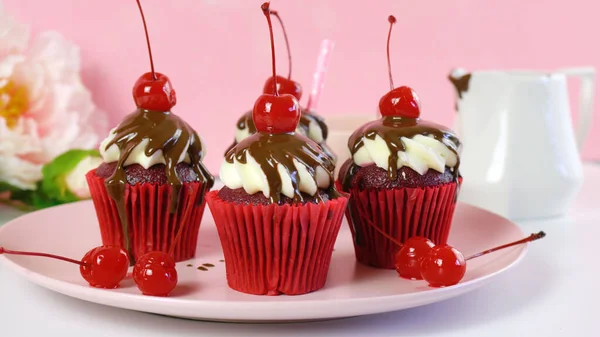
[338,91,462,269]
[86,69,214,264]
[337,17,462,270]
[207,3,348,296]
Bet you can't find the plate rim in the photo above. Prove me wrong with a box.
[0,200,528,321]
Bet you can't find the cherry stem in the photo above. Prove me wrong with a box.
[270,10,292,80]
[0,247,87,267]
[355,200,403,247]
[466,231,546,261]
[386,15,397,91]
[262,2,279,96]
[136,0,157,80]
[168,208,192,256]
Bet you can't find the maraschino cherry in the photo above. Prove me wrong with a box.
[354,201,546,287]
[420,231,547,287]
[133,251,178,297]
[261,7,303,101]
[352,205,432,279]
[394,236,435,280]
[378,15,421,119]
[254,2,301,134]
[419,245,466,287]
[132,0,176,112]
[0,246,129,288]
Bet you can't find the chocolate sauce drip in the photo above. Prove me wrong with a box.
[339,116,461,191]
[449,73,471,99]
[227,109,335,160]
[104,108,214,257]
[225,132,338,204]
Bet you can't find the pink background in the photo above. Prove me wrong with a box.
[5,0,599,172]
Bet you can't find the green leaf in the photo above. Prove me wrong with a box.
[40,149,100,204]
[0,182,37,210]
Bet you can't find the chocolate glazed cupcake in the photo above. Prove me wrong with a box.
[86,69,214,263]
[338,89,461,269]
[338,15,462,269]
[207,3,348,295]
[208,126,348,295]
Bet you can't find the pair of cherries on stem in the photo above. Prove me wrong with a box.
[392,232,546,287]
[0,246,178,297]
[250,2,303,135]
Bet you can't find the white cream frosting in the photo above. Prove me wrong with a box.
[307,119,324,143]
[99,128,203,168]
[220,153,331,199]
[353,134,458,175]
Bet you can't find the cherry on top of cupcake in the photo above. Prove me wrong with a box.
[132,0,176,112]
[338,15,461,189]
[261,7,303,101]
[379,15,420,119]
[253,3,301,135]
[220,2,337,205]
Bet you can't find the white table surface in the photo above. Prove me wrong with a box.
[1,164,598,337]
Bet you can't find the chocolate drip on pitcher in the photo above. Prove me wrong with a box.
[339,116,461,191]
[225,132,338,204]
[449,73,472,99]
[104,108,214,256]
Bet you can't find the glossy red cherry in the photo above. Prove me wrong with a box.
[418,231,546,288]
[253,2,301,134]
[0,245,129,289]
[253,93,300,133]
[378,15,421,119]
[133,72,177,111]
[133,251,178,297]
[394,236,435,280]
[263,75,302,100]
[261,9,302,101]
[379,86,421,118]
[80,246,130,289]
[420,245,467,288]
[132,0,176,112]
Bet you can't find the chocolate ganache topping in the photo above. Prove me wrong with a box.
[223,131,338,204]
[102,108,214,255]
[339,116,461,191]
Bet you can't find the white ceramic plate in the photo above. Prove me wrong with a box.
[0,200,526,322]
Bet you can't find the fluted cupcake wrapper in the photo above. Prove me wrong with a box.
[206,191,349,296]
[345,182,459,269]
[86,170,208,262]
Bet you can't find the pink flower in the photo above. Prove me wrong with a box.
[0,5,107,190]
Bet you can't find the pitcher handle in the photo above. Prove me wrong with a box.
[557,67,596,152]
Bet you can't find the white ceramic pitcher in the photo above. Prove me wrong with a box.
[449,67,595,220]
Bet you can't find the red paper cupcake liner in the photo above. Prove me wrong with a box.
[86,169,208,262]
[206,191,349,296]
[345,182,459,269]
